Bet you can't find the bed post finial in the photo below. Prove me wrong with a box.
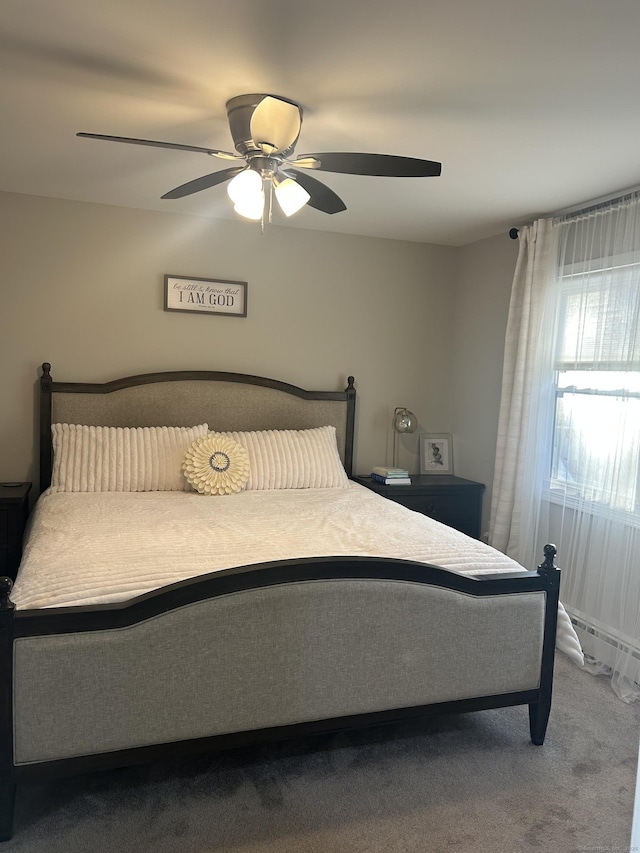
[346,376,355,391]
[41,362,52,388]
[538,544,557,573]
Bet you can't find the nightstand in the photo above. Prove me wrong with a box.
[353,474,485,539]
[0,483,31,581]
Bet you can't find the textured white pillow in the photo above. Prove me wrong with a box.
[182,433,250,495]
[223,426,349,490]
[50,423,209,492]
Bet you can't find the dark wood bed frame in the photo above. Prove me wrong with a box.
[0,363,560,840]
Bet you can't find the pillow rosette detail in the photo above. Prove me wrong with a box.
[182,433,250,495]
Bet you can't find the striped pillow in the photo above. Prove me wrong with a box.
[50,423,209,492]
[223,426,349,490]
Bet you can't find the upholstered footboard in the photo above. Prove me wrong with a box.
[14,578,545,764]
[0,551,560,839]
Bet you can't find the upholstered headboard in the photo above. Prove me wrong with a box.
[39,363,356,493]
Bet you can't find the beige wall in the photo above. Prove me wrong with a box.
[451,233,519,534]
[0,191,458,488]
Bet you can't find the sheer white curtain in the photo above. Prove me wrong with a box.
[489,218,558,556]
[490,192,640,702]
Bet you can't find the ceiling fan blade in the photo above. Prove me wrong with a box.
[295,152,441,178]
[161,166,247,199]
[77,132,240,160]
[249,96,302,154]
[289,170,346,215]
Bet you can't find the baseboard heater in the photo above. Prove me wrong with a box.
[569,612,640,689]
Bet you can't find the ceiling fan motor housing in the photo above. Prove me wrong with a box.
[225,93,302,158]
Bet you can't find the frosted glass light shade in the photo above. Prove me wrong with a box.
[227,169,262,203]
[227,170,264,219]
[233,195,264,220]
[274,178,311,217]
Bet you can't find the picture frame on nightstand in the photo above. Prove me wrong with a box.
[420,433,453,475]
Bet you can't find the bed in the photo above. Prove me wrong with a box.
[0,363,583,840]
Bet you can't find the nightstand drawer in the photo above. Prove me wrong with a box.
[389,492,457,518]
[386,492,480,537]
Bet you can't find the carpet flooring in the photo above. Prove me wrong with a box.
[4,653,639,852]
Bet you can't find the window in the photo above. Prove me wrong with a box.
[550,263,640,514]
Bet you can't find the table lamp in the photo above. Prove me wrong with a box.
[392,407,417,468]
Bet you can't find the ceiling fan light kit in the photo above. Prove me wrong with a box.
[77,93,441,225]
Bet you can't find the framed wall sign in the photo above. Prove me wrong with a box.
[164,275,248,317]
[420,433,453,475]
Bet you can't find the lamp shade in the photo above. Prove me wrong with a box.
[392,407,417,435]
[233,195,264,220]
[392,407,417,468]
[227,169,262,203]
[274,177,310,217]
[227,170,264,220]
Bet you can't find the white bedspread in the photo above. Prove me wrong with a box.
[12,482,583,663]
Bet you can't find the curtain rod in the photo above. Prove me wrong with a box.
[508,182,640,238]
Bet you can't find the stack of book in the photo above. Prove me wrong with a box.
[370,466,411,485]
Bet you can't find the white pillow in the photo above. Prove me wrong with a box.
[182,433,250,495]
[223,426,349,490]
[50,423,209,492]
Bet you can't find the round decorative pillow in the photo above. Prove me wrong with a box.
[182,433,250,495]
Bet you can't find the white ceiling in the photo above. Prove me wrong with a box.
[2,0,640,247]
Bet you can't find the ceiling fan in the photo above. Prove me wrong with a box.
[77,93,442,221]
